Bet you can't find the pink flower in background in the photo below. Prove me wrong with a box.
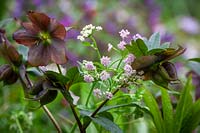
[119,29,130,39]
[100,71,110,80]
[84,74,94,82]
[124,54,135,64]
[93,88,102,98]
[105,91,113,99]
[117,41,126,50]
[84,60,96,70]
[100,56,111,66]
[133,34,143,41]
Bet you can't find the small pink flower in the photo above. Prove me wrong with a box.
[100,56,111,66]
[93,88,102,98]
[84,74,94,82]
[100,71,110,80]
[105,91,113,99]
[119,29,130,39]
[117,41,126,50]
[84,60,96,70]
[107,43,113,52]
[133,34,143,41]
[124,64,133,76]
[124,54,135,64]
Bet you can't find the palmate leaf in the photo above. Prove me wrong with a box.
[173,77,193,133]
[66,67,83,85]
[143,89,165,133]
[147,32,161,50]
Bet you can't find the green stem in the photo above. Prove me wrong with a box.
[15,117,23,133]
[83,88,120,129]
[90,36,101,60]
[116,58,123,70]
[85,82,97,107]
[56,64,62,74]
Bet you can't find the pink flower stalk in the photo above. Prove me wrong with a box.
[119,29,130,39]
[107,43,113,52]
[93,88,102,98]
[100,56,111,66]
[117,41,126,50]
[124,54,135,64]
[105,91,113,99]
[133,34,143,41]
[84,60,96,70]
[100,71,110,81]
[84,74,94,82]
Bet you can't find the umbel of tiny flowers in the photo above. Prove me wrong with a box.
[100,56,111,67]
[77,24,102,41]
[83,60,96,70]
[13,11,68,66]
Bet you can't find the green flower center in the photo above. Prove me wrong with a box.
[39,32,51,45]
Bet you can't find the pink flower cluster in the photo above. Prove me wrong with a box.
[100,56,111,66]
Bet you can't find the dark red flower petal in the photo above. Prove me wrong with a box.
[28,43,51,66]
[13,30,39,46]
[49,19,66,40]
[27,11,50,31]
[50,39,67,64]
[22,22,40,34]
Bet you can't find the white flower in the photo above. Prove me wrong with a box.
[119,29,130,39]
[100,71,110,80]
[100,56,111,66]
[107,43,113,52]
[77,35,85,41]
[117,41,126,50]
[123,54,135,64]
[96,26,103,31]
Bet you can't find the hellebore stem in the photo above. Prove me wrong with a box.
[56,64,85,133]
[83,88,120,129]
[18,67,62,133]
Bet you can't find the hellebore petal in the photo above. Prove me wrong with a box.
[28,43,51,66]
[50,39,67,65]
[27,11,50,31]
[22,22,40,34]
[13,30,39,46]
[49,19,66,40]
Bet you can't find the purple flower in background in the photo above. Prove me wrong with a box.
[178,16,200,35]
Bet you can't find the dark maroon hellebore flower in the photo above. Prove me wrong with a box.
[13,11,68,66]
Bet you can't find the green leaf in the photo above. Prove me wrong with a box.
[143,89,165,133]
[98,102,151,115]
[181,100,200,133]
[160,42,170,49]
[90,116,123,133]
[147,48,165,55]
[82,41,91,47]
[173,77,193,133]
[45,71,69,85]
[126,40,148,57]
[188,58,200,63]
[147,32,161,50]
[66,67,83,84]
[161,88,174,133]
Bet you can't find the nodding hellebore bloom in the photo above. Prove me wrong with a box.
[0,29,21,85]
[13,11,68,66]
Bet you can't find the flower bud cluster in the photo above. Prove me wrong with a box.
[77,24,103,41]
[93,88,113,99]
